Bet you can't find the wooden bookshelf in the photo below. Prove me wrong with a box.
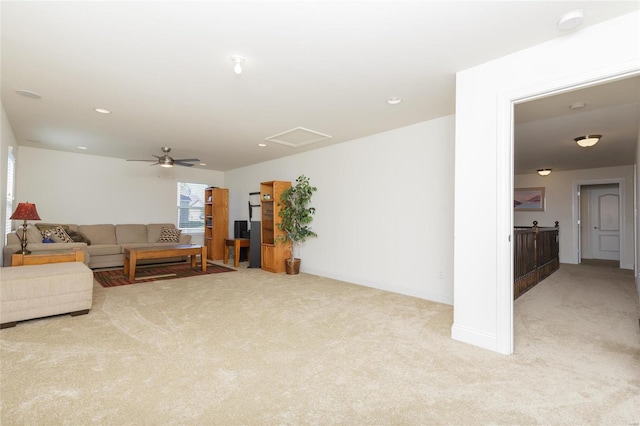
[204,187,229,260]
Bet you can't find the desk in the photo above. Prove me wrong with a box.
[224,238,250,268]
[11,249,85,266]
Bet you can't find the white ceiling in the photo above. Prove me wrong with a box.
[515,76,640,174]
[1,1,638,172]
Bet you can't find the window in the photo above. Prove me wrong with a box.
[5,147,15,242]
[177,182,207,232]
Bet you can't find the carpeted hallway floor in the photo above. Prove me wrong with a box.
[1,262,638,425]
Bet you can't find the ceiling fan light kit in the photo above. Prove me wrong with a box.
[127,147,200,168]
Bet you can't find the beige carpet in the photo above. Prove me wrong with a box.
[1,262,638,425]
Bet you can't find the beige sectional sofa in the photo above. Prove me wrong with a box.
[3,223,192,269]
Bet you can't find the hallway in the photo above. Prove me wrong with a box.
[514,262,638,379]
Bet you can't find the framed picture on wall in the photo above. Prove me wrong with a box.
[514,187,545,211]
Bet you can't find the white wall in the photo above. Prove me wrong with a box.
[454,11,640,354]
[225,116,455,304]
[1,106,19,264]
[515,166,634,269]
[14,146,223,225]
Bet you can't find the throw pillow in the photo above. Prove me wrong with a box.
[35,223,70,232]
[158,227,181,243]
[50,225,74,243]
[66,229,92,245]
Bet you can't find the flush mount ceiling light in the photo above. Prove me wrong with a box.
[231,55,245,74]
[558,9,584,31]
[257,143,267,147]
[386,97,402,105]
[537,169,552,176]
[77,146,88,150]
[575,134,601,148]
[94,108,111,114]
[15,89,42,99]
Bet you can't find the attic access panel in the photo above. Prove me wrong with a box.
[265,127,332,148]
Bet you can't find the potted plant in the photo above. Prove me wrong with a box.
[276,175,317,274]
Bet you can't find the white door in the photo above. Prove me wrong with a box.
[589,186,620,261]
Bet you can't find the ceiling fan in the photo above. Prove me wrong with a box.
[127,147,200,168]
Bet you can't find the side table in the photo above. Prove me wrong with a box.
[224,238,250,268]
[11,250,85,266]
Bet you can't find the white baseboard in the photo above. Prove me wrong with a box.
[451,323,505,354]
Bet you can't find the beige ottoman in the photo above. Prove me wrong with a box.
[0,262,94,329]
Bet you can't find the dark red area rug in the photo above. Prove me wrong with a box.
[94,262,236,287]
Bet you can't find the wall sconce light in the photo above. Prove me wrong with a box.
[575,135,601,147]
[231,55,245,74]
[537,169,552,176]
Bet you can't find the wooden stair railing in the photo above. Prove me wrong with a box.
[514,221,559,299]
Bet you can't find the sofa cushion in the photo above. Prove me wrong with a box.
[116,224,147,244]
[146,223,177,243]
[79,225,116,245]
[120,243,154,251]
[16,226,45,244]
[86,244,121,257]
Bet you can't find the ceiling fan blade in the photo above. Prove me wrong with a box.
[174,161,196,167]
[173,158,199,163]
[127,159,157,162]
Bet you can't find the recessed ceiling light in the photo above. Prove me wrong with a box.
[199,163,206,166]
[15,89,42,99]
[558,9,584,31]
[94,108,111,114]
[386,97,402,105]
[569,102,586,110]
[231,55,245,74]
[257,143,267,147]
[77,146,88,150]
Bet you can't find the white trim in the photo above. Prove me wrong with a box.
[451,324,497,353]
[572,179,626,267]
[634,165,638,281]
[496,93,514,355]
[496,61,640,355]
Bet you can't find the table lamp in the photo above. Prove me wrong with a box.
[10,202,41,254]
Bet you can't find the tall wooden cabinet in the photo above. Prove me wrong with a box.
[204,187,229,260]
[260,180,291,273]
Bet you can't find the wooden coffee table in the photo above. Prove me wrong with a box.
[123,245,207,282]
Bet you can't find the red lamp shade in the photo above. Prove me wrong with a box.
[10,202,41,221]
